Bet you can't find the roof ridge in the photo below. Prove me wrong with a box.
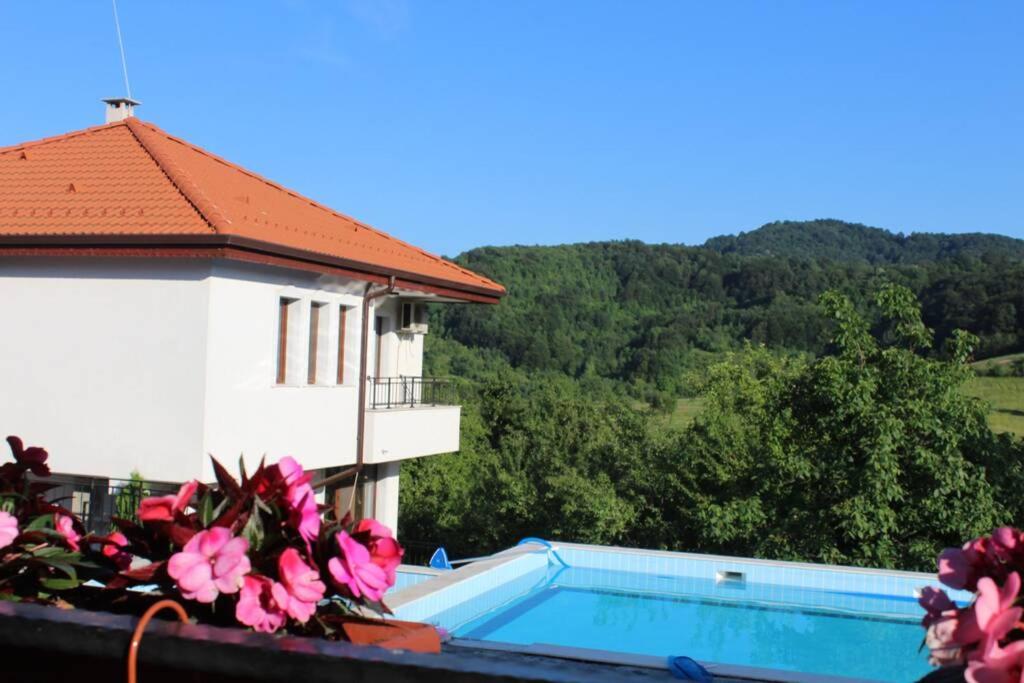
[125,119,501,290]
[124,118,225,234]
[0,120,127,156]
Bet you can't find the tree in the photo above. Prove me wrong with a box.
[670,285,1004,569]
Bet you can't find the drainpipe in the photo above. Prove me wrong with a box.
[313,276,395,493]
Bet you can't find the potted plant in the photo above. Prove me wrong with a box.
[0,435,439,654]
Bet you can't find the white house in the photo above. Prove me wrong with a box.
[0,100,504,535]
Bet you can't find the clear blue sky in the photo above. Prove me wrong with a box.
[1,1,1021,256]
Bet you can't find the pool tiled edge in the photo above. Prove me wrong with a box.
[552,542,972,604]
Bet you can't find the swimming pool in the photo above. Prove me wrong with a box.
[389,543,968,682]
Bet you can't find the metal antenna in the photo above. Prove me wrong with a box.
[111,0,133,99]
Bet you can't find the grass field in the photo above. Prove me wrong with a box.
[964,376,1024,438]
[663,377,1024,438]
[971,352,1024,374]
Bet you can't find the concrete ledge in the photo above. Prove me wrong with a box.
[0,600,679,682]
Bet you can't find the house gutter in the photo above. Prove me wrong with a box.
[313,276,396,496]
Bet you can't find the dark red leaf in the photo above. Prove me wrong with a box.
[168,524,197,547]
[243,456,267,495]
[106,560,166,589]
[210,456,243,499]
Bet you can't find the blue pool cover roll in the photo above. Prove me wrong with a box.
[667,656,713,682]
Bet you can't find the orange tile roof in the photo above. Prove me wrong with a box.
[0,119,504,302]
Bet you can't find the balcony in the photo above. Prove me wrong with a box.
[363,376,461,464]
[367,376,457,409]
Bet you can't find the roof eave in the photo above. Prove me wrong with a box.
[0,234,505,304]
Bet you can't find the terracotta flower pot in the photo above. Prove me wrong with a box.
[339,616,442,653]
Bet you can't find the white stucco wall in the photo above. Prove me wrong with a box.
[0,259,211,482]
[374,461,401,537]
[363,405,461,464]
[0,255,459,532]
[372,299,424,378]
[200,262,367,481]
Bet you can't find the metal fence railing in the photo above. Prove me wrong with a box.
[367,376,457,409]
[44,475,179,534]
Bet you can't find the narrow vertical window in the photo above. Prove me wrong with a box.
[374,315,385,378]
[337,305,349,384]
[308,302,325,384]
[276,298,290,384]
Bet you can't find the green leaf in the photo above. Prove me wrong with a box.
[41,560,78,581]
[24,515,54,532]
[199,492,215,527]
[240,506,264,549]
[39,577,81,591]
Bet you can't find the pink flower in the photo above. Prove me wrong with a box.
[966,640,1024,683]
[276,457,320,544]
[277,548,325,623]
[925,613,966,667]
[354,518,403,585]
[54,514,80,552]
[167,527,250,603]
[327,530,389,602]
[101,532,132,570]
[974,573,1023,649]
[0,511,18,550]
[235,575,288,633]
[138,480,199,522]
[920,587,976,665]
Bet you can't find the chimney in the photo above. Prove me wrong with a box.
[102,97,141,123]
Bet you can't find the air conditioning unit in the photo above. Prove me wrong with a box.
[399,302,429,334]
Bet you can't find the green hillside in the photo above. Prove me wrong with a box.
[667,379,1024,438]
[437,223,1024,404]
[703,219,1024,264]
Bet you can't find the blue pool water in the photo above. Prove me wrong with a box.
[452,566,931,682]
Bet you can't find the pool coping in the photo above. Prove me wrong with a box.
[398,563,445,576]
[388,544,533,612]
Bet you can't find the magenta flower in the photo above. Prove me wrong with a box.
[138,480,198,522]
[167,527,251,603]
[277,457,320,544]
[0,511,18,550]
[277,548,325,623]
[920,586,957,627]
[327,530,389,602]
[54,513,80,552]
[4,436,50,477]
[235,575,288,634]
[101,531,132,570]
[354,518,403,585]
[939,545,976,591]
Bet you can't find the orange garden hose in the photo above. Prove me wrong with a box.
[126,599,189,683]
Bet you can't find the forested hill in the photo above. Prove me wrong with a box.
[703,219,1024,263]
[433,221,1024,402]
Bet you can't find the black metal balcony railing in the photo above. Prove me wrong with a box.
[367,376,457,409]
